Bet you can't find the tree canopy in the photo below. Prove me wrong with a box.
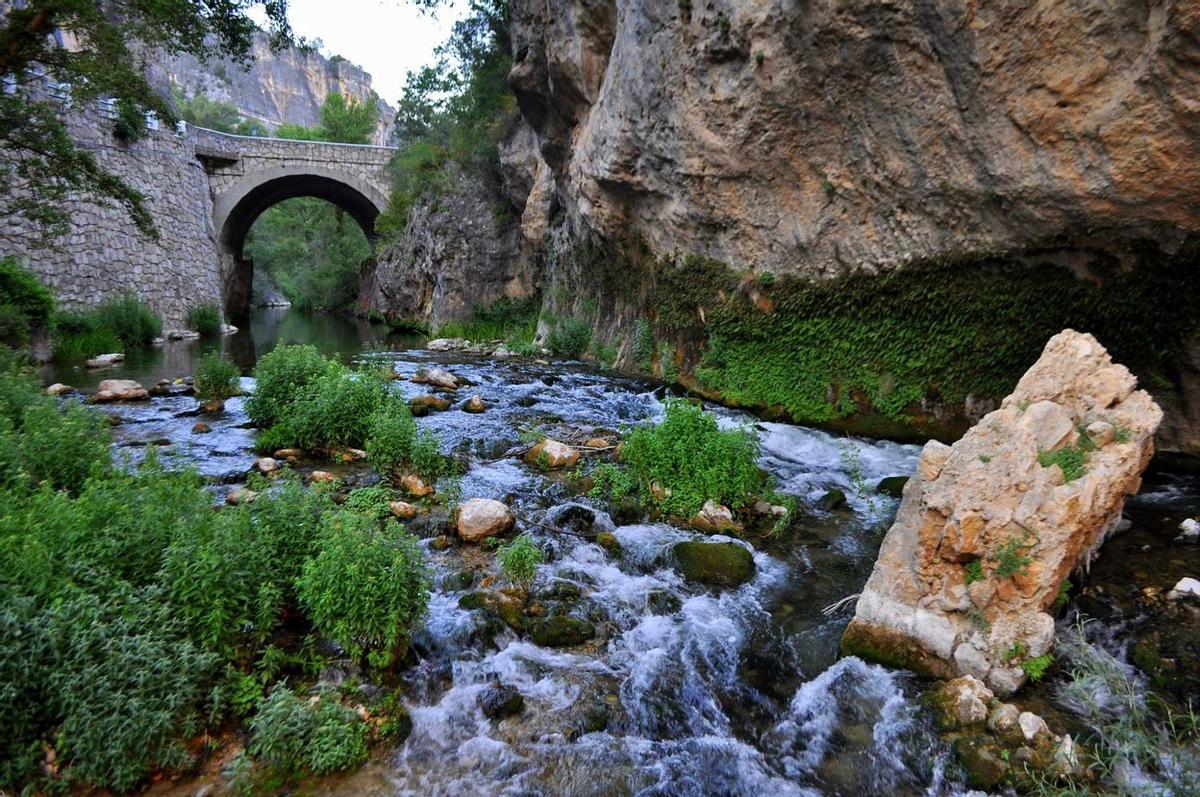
[0,1,293,243]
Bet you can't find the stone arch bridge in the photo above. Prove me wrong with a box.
[0,106,397,331]
[190,126,396,319]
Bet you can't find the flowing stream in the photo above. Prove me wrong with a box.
[77,309,1197,797]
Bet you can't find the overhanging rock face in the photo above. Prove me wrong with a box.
[842,330,1162,693]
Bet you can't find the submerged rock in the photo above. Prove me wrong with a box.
[191,421,211,434]
[528,615,594,647]
[410,394,452,414]
[525,438,580,470]
[456,498,515,542]
[817,489,847,511]
[478,684,524,720]
[842,330,1163,693]
[875,476,910,498]
[672,541,756,587]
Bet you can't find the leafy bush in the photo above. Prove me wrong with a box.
[246,344,332,427]
[45,589,219,791]
[94,292,162,346]
[0,352,44,424]
[621,399,762,517]
[245,475,334,594]
[186,303,222,336]
[0,303,32,348]
[0,256,53,329]
[498,533,542,585]
[343,485,396,519]
[298,512,429,668]
[365,401,449,483]
[364,401,419,480]
[1020,652,1053,681]
[161,508,282,658]
[249,686,368,777]
[279,366,387,452]
[549,317,591,359]
[586,462,640,504]
[17,400,111,494]
[964,560,984,585]
[631,319,654,370]
[51,293,161,361]
[194,352,241,400]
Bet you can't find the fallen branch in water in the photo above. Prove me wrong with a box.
[822,593,860,616]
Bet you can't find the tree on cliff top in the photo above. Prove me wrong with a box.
[0,1,292,244]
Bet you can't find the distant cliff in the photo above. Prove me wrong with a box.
[146,31,396,144]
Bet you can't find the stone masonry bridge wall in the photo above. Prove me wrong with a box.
[0,91,395,332]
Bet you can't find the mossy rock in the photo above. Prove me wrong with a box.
[816,488,847,511]
[840,620,957,680]
[536,579,582,602]
[951,735,1009,790]
[442,570,476,591]
[875,476,909,498]
[596,531,623,557]
[458,592,485,611]
[529,615,594,648]
[672,541,755,588]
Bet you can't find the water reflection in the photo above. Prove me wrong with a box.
[42,308,426,389]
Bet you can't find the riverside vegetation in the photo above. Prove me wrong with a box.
[0,354,430,792]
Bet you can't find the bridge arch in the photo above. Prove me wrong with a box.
[194,128,396,320]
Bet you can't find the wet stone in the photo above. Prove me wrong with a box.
[875,475,910,498]
[529,615,594,648]
[672,541,756,588]
[479,684,524,720]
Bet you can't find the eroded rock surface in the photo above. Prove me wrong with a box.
[842,330,1162,693]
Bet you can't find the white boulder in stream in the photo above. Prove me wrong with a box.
[842,330,1162,693]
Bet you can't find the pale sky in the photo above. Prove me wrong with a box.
[254,0,468,106]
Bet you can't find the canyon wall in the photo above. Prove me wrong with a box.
[146,32,396,145]
[490,0,1200,451]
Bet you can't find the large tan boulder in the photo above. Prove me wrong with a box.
[842,330,1162,693]
[524,438,580,470]
[90,379,149,402]
[456,498,515,542]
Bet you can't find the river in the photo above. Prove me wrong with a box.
[65,309,1198,797]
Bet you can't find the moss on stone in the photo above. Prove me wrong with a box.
[839,620,957,679]
[528,615,594,647]
[672,540,756,587]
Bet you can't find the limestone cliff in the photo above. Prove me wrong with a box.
[146,32,396,144]
[495,0,1200,451]
[509,0,1199,273]
[841,331,1162,693]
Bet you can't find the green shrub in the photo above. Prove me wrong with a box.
[992,531,1034,579]
[45,588,220,792]
[343,485,396,519]
[0,352,44,424]
[0,303,32,347]
[498,533,542,585]
[622,399,762,517]
[194,352,241,400]
[17,400,111,494]
[365,401,449,484]
[94,292,162,346]
[657,340,679,383]
[549,317,591,359]
[246,344,333,427]
[51,312,123,361]
[1020,652,1053,681]
[245,475,334,593]
[281,366,387,452]
[186,303,222,336]
[0,257,53,326]
[364,401,419,480]
[297,512,429,668]
[1038,444,1088,482]
[964,560,984,585]
[587,461,640,504]
[161,508,282,658]
[249,686,368,777]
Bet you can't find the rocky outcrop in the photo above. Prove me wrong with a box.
[498,0,1200,451]
[842,331,1162,693]
[510,0,1200,273]
[146,31,396,144]
[356,160,541,327]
